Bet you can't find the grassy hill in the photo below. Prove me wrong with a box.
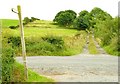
[2,19,119,56]
[2,19,86,56]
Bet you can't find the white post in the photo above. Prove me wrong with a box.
[17,5,28,80]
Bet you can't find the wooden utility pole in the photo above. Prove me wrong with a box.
[17,5,28,80]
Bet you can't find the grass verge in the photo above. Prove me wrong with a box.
[12,62,55,82]
[88,34,99,54]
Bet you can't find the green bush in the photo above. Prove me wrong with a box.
[8,36,21,47]
[9,25,19,29]
[26,36,66,56]
[94,17,118,56]
[26,41,55,56]
[2,45,15,82]
[42,35,64,49]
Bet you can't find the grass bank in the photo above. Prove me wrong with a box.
[12,62,54,82]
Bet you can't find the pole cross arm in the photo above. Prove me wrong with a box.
[11,8,18,14]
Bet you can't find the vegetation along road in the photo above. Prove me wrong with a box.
[16,41,118,82]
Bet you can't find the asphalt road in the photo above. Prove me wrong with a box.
[16,54,118,82]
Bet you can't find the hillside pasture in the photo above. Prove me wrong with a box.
[2,19,87,56]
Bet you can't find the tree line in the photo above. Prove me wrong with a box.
[53,7,112,30]
[9,17,40,29]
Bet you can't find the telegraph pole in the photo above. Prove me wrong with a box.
[12,5,28,80]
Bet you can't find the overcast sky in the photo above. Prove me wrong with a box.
[0,0,119,20]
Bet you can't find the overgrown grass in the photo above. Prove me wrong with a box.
[96,36,119,56]
[12,62,54,82]
[88,34,98,54]
[64,30,87,55]
[104,36,119,56]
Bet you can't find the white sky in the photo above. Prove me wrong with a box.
[0,0,119,20]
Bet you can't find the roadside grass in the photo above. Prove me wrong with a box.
[88,34,99,54]
[13,62,54,82]
[1,19,19,28]
[95,36,119,56]
[103,37,119,56]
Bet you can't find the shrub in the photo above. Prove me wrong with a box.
[8,36,21,47]
[2,44,15,82]
[9,25,19,29]
[25,36,66,56]
[26,41,58,56]
[42,35,65,49]
[23,17,30,24]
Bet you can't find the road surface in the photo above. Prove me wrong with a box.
[16,54,118,82]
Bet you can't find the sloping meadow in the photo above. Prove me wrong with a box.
[2,23,87,56]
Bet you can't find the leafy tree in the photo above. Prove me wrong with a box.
[65,10,77,19]
[53,10,77,27]
[23,17,30,24]
[73,10,90,30]
[89,7,112,28]
[79,10,89,17]
[30,17,40,22]
[53,11,64,22]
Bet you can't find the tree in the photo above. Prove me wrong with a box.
[30,17,40,22]
[53,10,77,27]
[73,10,90,30]
[23,17,30,24]
[89,7,112,28]
[53,11,64,22]
[65,10,77,19]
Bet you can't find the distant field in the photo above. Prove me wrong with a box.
[3,20,79,37]
[1,19,18,28]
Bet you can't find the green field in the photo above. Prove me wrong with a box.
[1,19,19,28]
[3,27,79,37]
[3,20,79,37]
